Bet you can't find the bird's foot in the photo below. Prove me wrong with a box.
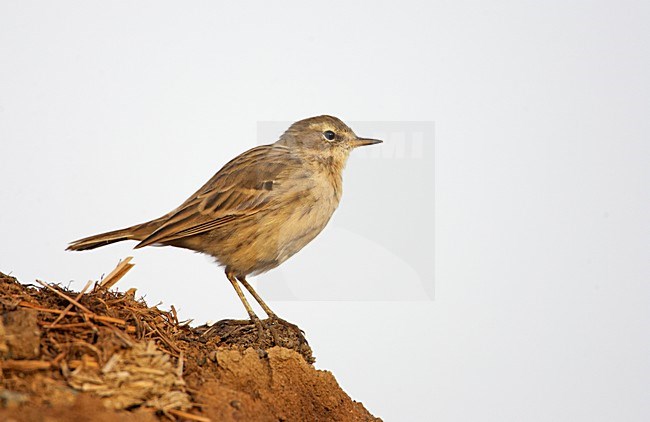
[269,314,304,334]
[261,314,305,347]
[250,315,267,342]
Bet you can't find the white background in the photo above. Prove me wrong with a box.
[1,2,649,421]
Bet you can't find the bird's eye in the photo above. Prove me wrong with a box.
[323,130,336,141]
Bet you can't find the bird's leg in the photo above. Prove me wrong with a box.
[238,276,277,319]
[238,276,285,344]
[225,269,265,336]
[239,276,303,335]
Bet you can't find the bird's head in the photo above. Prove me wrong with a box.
[277,115,382,158]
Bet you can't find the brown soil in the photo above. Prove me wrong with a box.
[0,272,379,421]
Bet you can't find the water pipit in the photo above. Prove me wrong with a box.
[68,115,382,333]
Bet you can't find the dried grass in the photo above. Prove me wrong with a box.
[0,261,197,419]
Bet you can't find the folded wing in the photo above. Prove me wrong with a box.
[135,144,309,247]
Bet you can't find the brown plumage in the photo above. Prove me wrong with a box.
[67,115,382,327]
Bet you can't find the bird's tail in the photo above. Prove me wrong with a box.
[67,221,159,251]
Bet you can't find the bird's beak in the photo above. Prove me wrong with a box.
[350,137,383,148]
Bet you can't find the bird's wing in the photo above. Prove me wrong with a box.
[135,144,310,247]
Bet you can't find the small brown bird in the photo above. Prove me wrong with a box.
[68,115,381,329]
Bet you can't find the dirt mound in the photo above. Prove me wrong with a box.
[0,271,379,421]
